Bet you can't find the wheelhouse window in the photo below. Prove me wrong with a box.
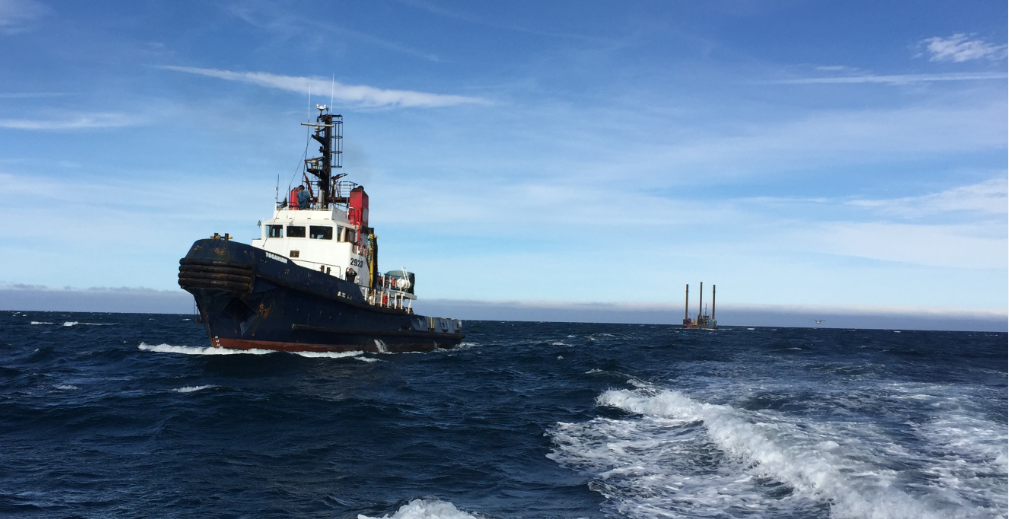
[267,225,283,238]
[287,226,306,238]
[346,229,357,243]
[336,225,345,242]
[310,226,333,240]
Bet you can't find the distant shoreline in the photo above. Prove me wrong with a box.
[3,287,1005,332]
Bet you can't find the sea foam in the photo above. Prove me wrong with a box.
[550,384,999,519]
[138,343,276,355]
[294,350,364,359]
[139,343,368,360]
[175,385,214,393]
[357,499,479,519]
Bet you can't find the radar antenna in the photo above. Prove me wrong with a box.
[300,105,344,209]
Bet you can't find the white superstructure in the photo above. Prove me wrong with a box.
[251,206,371,287]
[247,105,417,312]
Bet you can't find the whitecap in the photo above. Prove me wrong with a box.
[549,385,1000,519]
[175,385,214,393]
[908,404,1009,509]
[747,327,755,330]
[138,343,276,355]
[30,321,53,325]
[355,356,380,363]
[294,351,364,359]
[357,499,480,519]
[55,384,79,390]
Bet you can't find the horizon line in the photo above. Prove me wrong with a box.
[1,284,1005,316]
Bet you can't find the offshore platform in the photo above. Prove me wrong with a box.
[682,282,717,329]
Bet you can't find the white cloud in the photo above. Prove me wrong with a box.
[162,66,488,108]
[0,0,51,34]
[803,221,1006,270]
[0,92,75,98]
[225,4,442,62]
[396,0,613,43]
[921,34,1008,62]
[0,113,136,130]
[631,102,1007,178]
[768,72,1006,85]
[849,178,1008,217]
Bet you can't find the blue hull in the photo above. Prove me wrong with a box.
[178,238,464,353]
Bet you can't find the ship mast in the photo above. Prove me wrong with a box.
[301,105,344,209]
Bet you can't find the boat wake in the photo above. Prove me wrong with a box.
[357,499,480,519]
[295,350,377,362]
[138,343,276,355]
[549,383,1004,519]
[137,343,373,361]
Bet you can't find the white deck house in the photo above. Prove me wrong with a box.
[252,206,367,281]
[251,204,417,312]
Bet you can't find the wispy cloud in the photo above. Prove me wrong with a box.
[805,221,1006,269]
[0,92,76,98]
[162,66,488,108]
[225,4,441,62]
[396,0,615,43]
[0,0,51,35]
[849,177,1008,217]
[921,34,1008,62]
[767,72,1007,85]
[0,112,136,130]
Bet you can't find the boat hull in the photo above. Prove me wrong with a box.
[179,238,464,353]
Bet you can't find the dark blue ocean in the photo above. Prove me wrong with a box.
[1,311,1005,519]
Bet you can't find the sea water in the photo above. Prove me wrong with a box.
[0,312,1004,518]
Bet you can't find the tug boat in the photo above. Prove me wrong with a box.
[178,106,464,353]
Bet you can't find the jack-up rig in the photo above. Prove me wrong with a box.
[682,282,717,329]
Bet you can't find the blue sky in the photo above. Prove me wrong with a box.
[1,0,1006,311]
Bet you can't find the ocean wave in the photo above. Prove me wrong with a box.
[137,343,276,355]
[294,351,364,359]
[910,407,1009,510]
[55,384,79,390]
[549,384,1000,519]
[175,385,214,393]
[139,343,378,360]
[31,321,115,325]
[357,499,480,519]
